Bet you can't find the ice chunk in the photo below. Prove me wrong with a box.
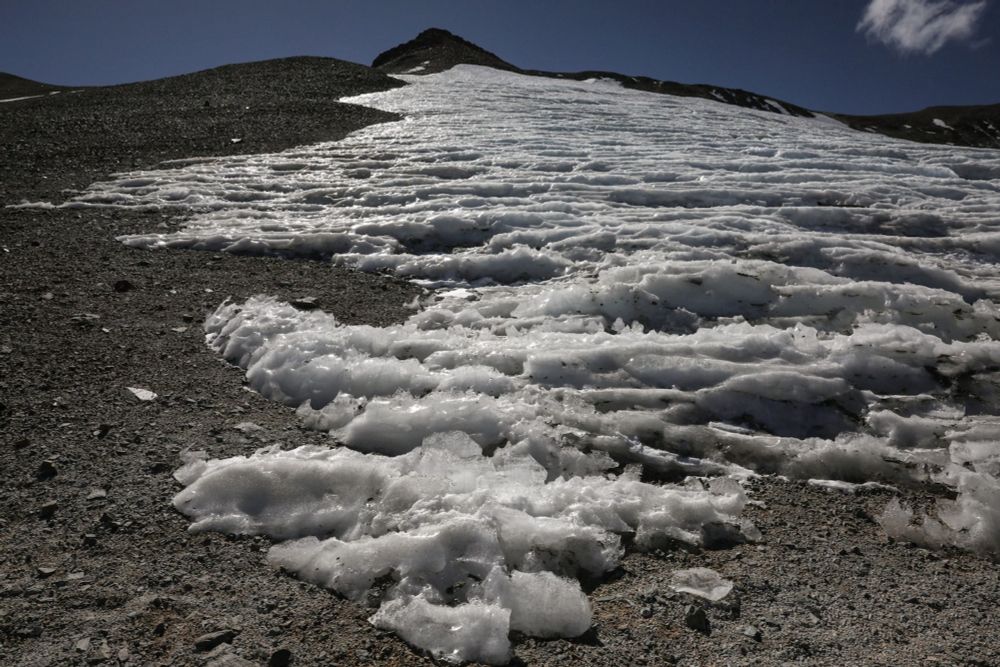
[669,567,734,602]
[478,568,592,638]
[126,387,157,401]
[879,469,1000,557]
[370,595,511,665]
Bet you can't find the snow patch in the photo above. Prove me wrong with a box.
[175,433,746,661]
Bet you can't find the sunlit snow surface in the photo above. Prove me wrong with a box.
[67,66,1000,661]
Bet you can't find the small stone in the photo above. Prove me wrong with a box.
[70,313,102,327]
[268,648,292,666]
[41,292,54,300]
[35,460,58,481]
[207,655,256,667]
[88,639,112,663]
[233,421,263,433]
[83,533,98,546]
[700,521,746,549]
[742,625,762,641]
[75,637,91,652]
[37,566,57,577]
[684,605,710,634]
[290,296,319,310]
[640,607,654,619]
[194,630,238,652]
[117,647,130,662]
[39,500,59,518]
[94,424,112,438]
[86,488,107,500]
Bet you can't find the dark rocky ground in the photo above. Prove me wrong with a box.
[2,54,999,667]
[834,103,1000,150]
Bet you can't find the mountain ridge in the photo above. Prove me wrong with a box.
[373,28,1000,149]
[373,28,814,119]
[3,28,998,149]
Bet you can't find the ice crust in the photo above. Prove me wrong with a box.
[669,567,734,602]
[63,66,1000,657]
[175,433,735,662]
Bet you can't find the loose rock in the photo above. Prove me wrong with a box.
[685,605,710,634]
[194,629,238,652]
[35,460,58,481]
[39,500,58,518]
[268,647,293,666]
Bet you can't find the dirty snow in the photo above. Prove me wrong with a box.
[56,65,1000,660]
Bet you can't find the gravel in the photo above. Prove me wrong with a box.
[2,55,999,666]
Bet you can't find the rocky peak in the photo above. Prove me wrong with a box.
[372,27,518,75]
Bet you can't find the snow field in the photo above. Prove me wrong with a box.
[56,65,1000,660]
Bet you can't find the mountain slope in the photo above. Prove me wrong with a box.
[375,28,1000,147]
[374,28,813,118]
[0,56,403,204]
[0,72,69,99]
[836,103,1000,149]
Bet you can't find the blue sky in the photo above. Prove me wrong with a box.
[1,0,997,115]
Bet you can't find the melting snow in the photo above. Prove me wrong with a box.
[56,65,1000,661]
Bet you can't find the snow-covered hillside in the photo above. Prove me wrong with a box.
[61,65,1000,663]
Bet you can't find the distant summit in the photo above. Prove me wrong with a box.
[373,28,517,75]
[373,28,813,118]
[373,28,1000,148]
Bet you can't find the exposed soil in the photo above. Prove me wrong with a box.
[1,55,999,667]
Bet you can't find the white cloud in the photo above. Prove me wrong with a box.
[858,0,988,55]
